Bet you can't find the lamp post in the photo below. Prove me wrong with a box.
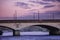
[13,10,20,36]
[14,10,19,28]
[33,11,36,20]
[52,12,54,20]
[37,10,40,22]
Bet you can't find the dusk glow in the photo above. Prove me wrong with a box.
[0,0,60,20]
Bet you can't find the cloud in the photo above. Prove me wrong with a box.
[17,11,60,20]
[57,0,60,2]
[46,11,60,15]
[29,1,51,5]
[42,0,60,2]
[0,11,60,20]
[42,0,56,2]
[15,2,30,9]
[44,5,56,8]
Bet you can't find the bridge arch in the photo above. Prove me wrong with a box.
[0,25,15,36]
[32,25,59,31]
[31,25,60,35]
[20,24,60,35]
[0,25,15,31]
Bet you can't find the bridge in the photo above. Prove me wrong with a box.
[0,20,60,29]
[0,20,60,36]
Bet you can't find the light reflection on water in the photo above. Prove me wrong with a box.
[0,36,60,40]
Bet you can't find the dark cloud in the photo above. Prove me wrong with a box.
[42,0,60,2]
[17,11,60,20]
[44,5,56,8]
[57,0,60,2]
[15,2,30,9]
[46,11,60,15]
[29,1,51,5]
[0,17,15,20]
[0,11,60,20]
[42,0,56,2]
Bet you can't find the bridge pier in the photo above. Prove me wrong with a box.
[13,30,20,36]
[49,30,60,35]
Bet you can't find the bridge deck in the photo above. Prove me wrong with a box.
[0,20,60,23]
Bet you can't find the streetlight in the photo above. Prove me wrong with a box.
[13,10,20,36]
[38,11,40,21]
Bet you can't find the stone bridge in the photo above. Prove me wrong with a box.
[0,20,60,35]
[0,20,60,30]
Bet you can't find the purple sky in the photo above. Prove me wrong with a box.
[0,0,60,20]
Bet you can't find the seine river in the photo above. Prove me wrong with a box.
[0,35,60,40]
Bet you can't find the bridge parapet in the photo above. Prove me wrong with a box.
[0,20,60,23]
[0,23,60,30]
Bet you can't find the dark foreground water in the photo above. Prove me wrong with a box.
[0,35,60,40]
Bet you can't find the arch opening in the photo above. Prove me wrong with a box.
[33,25,60,35]
[0,25,15,36]
[20,25,60,35]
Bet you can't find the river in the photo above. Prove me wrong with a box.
[0,35,60,40]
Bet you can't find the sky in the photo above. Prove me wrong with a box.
[0,0,60,20]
